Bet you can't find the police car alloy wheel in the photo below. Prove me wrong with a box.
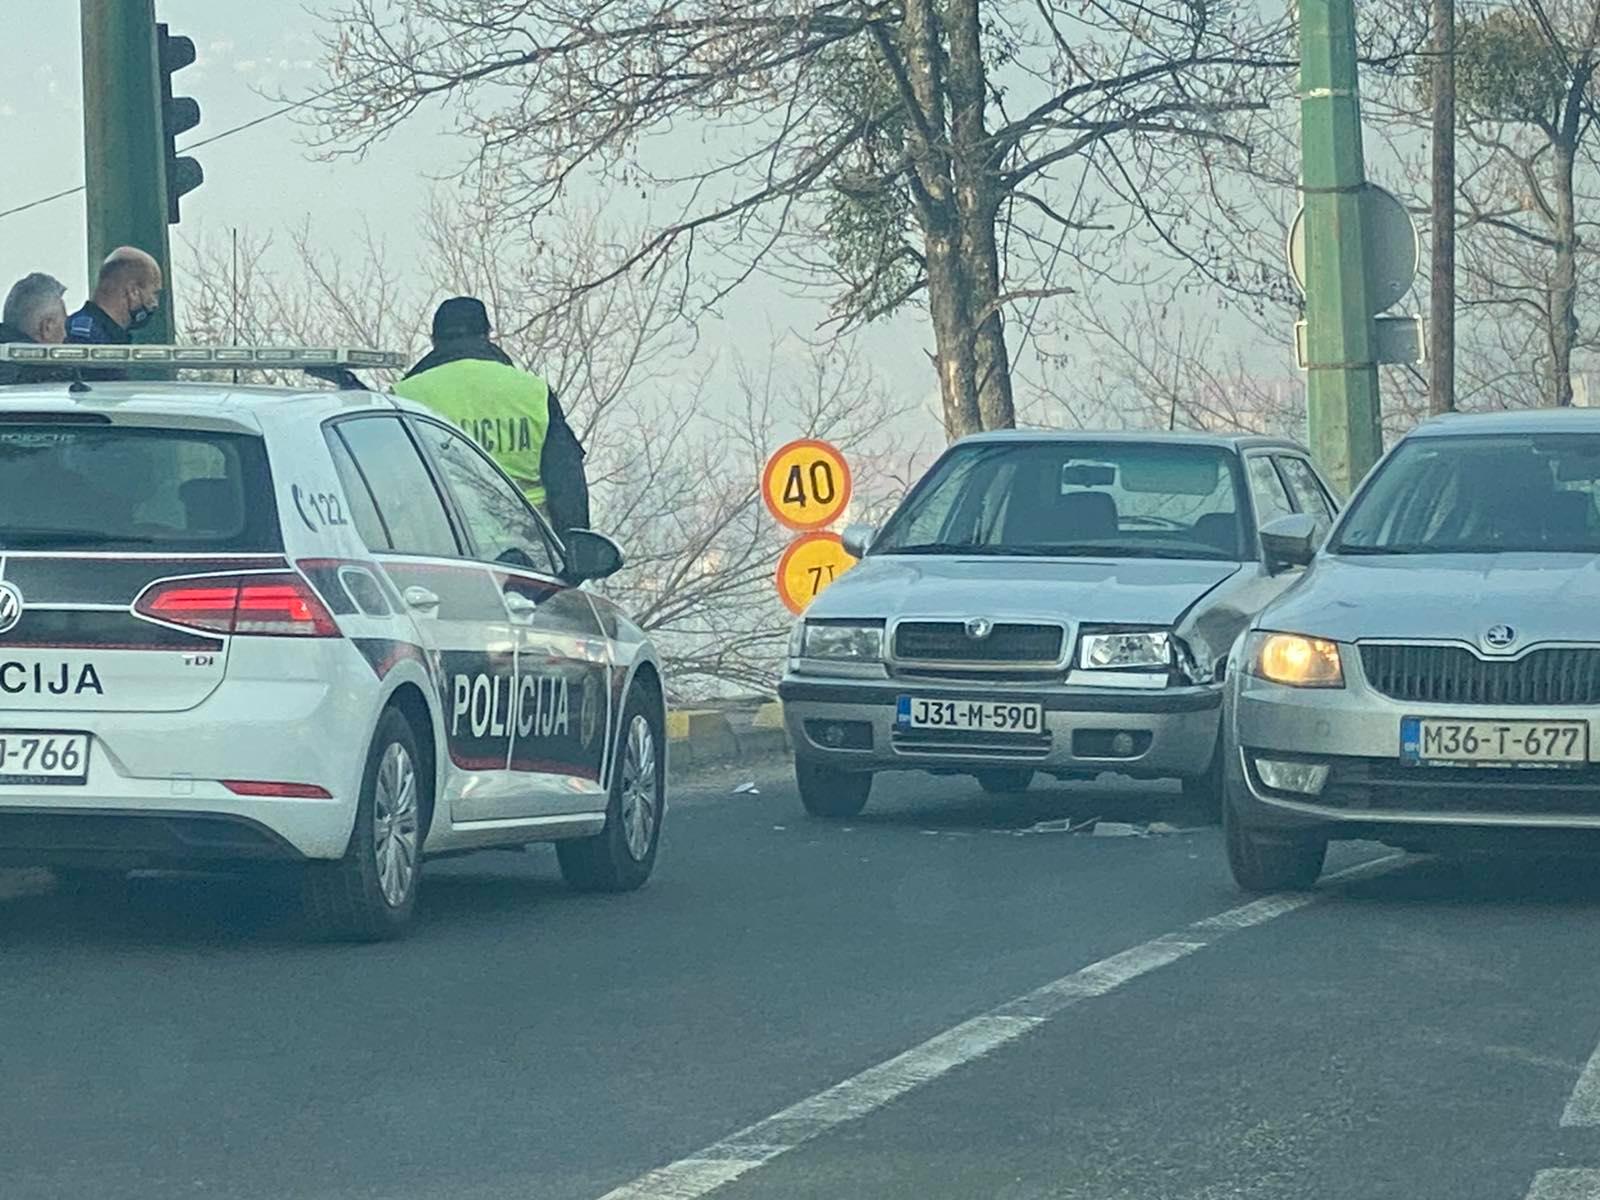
[557,686,664,893]
[373,741,421,907]
[302,709,429,940]
[619,714,659,862]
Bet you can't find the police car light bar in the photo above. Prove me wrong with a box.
[0,344,408,371]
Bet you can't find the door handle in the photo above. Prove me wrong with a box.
[403,586,441,615]
[504,592,540,622]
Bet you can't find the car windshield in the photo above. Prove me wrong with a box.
[871,440,1249,561]
[1333,432,1600,556]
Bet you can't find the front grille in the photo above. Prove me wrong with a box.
[893,622,1064,665]
[1359,643,1600,706]
[1315,758,1600,818]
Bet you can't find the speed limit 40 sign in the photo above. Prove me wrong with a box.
[762,438,853,532]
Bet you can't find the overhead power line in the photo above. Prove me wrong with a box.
[0,30,462,223]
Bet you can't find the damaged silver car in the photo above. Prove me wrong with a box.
[777,431,1339,818]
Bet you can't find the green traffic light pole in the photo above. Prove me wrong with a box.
[1299,0,1384,495]
[80,0,176,345]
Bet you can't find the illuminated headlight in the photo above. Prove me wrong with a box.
[1079,630,1171,671]
[1254,758,1331,795]
[801,622,884,660]
[1248,632,1344,688]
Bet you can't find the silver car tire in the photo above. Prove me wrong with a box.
[797,760,872,819]
[1223,770,1327,893]
[976,769,1035,796]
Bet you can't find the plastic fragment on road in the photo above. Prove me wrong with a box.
[732,781,760,795]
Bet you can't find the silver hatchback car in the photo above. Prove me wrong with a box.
[778,431,1339,817]
[1226,409,1600,890]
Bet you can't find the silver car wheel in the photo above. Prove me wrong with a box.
[619,714,659,862]
[373,741,419,908]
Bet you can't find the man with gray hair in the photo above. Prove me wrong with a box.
[1,272,68,346]
[0,271,69,386]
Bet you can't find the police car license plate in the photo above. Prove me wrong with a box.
[1400,717,1589,767]
[897,696,1044,734]
[0,732,90,785]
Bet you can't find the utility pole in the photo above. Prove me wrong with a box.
[1299,0,1384,494]
[1429,0,1456,414]
[80,0,175,344]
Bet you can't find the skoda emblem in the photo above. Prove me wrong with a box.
[1484,624,1517,651]
[964,617,994,641]
[0,582,22,636]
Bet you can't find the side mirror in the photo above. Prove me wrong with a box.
[1259,512,1319,572]
[841,523,876,559]
[562,529,626,584]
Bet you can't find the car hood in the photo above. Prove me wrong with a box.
[810,554,1241,625]
[1262,553,1600,644]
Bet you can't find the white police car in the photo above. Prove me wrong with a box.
[0,345,667,938]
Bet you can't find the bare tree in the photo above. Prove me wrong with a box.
[305,1,1297,441]
[177,216,905,697]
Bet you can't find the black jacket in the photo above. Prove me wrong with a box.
[403,337,592,536]
[0,323,74,387]
[64,302,130,382]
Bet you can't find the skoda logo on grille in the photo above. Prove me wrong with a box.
[1484,624,1518,651]
[964,617,994,641]
[0,582,23,636]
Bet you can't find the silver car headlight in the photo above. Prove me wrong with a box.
[801,622,884,660]
[1078,629,1171,671]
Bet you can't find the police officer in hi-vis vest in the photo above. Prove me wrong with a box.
[394,296,591,537]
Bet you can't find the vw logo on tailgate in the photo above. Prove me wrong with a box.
[0,582,23,635]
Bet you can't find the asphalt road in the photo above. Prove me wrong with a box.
[4,762,1600,1200]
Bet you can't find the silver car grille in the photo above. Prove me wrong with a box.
[1359,643,1600,706]
[892,622,1065,667]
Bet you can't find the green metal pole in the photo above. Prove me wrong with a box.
[80,0,176,345]
[1300,0,1382,494]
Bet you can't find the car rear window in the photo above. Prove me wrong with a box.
[0,424,280,552]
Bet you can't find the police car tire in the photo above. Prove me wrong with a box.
[301,708,425,940]
[557,688,664,893]
[796,761,871,819]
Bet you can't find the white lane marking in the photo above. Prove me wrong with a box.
[594,853,1408,1200]
[1562,1036,1600,1126]
[1526,1169,1600,1199]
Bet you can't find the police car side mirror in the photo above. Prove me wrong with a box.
[1259,512,1319,573]
[563,529,625,584]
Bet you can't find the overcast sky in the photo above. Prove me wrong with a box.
[0,2,939,424]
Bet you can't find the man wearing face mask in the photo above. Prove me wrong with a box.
[66,246,163,355]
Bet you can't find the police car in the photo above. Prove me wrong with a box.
[0,344,667,939]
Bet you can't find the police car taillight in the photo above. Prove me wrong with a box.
[135,574,340,637]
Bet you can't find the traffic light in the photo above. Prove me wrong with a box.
[157,23,202,224]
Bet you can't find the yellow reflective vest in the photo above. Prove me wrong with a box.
[393,357,552,509]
